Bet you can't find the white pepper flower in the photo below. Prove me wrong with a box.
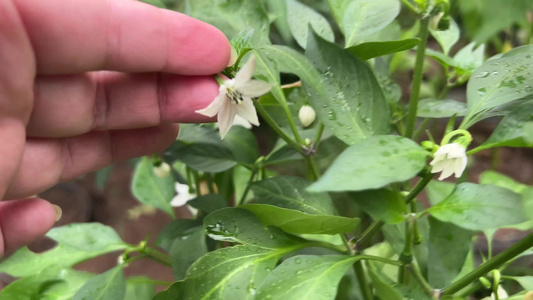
[153,162,171,178]
[298,105,316,127]
[170,182,196,207]
[196,56,273,139]
[430,143,467,180]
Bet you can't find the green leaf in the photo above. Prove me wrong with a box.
[131,156,175,216]
[223,126,259,165]
[176,143,237,173]
[453,42,485,75]
[258,45,322,92]
[73,266,126,300]
[246,176,360,234]
[182,0,270,43]
[427,217,473,288]
[347,39,419,60]
[343,0,401,47]
[475,100,533,151]
[426,180,456,206]
[0,267,93,300]
[464,45,533,126]
[427,183,529,231]
[170,226,208,280]
[125,277,155,300]
[309,135,428,192]
[368,267,403,300]
[0,223,127,277]
[349,189,407,224]
[417,99,468,118]
[187,194,227,214]
[285,0,334,49]
[243,204,359,234]
[157,219,200,252]
[479,170,529,194]
[255,255,358,299]
[430,18,460,55]
[204,207,306,247]
[304,31,390,145]
[509,276,533,290]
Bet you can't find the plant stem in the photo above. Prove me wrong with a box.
[405,18,430,138]
[254,101,305,155]
[401,0,418,13]
[408,263,435,296]
[405,172,435,204]
[455,281,483,298]
[354,261,373,300]
[442,232,533,296]
[141,247,172,267]
[398,216,414,284]
[238,170,256,206]
[305,156,321,181]
[313,123,325,148]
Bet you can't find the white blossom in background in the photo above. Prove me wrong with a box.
[196,55,273,138]
[170,182,196,207]
[298,105,316,127]
[153,162,171,178]
[430,143,467,180]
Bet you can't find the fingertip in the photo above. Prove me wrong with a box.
[0,198,57,255]
[167,12,231,75]
[162,75,219,123]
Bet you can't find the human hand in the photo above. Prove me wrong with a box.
[0,0,229,255]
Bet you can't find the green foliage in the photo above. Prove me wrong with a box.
[285,0,334,49]
[347,39,419,60]
[304,31,390,145]
[0,223,127,277]
[417,99,467,118]
[349,189,407,224]
[309,135,428,192]
[72,266,126,300]
[132,156,175,216]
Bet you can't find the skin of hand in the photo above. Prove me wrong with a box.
[0,0,230,256]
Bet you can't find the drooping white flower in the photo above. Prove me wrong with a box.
[298,105,316,127]
[170,182,196,207]
[233,115,253,129]
[153,162,171,178]
[430,143,467,180]
[196,56,273,139]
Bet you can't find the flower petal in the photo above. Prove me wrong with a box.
[170,195,188,207]
[196,90,227,117]
[233,115,252,129]
[236,98,259,126]
[438,166,454,180]
[234,55,256,83]
[238,80,274,98]
[431,160,448,173]
[453,157,467,178]
[218,100,237,139]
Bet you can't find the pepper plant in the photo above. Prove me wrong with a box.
[1,0,533,299]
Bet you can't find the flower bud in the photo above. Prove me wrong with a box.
[153,162,171,178]
[299,105,316,127]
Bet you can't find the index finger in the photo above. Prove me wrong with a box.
[14,0,230,74]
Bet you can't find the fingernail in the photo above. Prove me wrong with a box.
[52,204,62,222]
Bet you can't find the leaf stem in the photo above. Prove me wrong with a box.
[138,247,172,267]
[237,170,256,206]
[354,261,373,300]
[442,232,533,296]
[408,263,435,297]
[405,18,430,138]
[313,123,326,149]
[254,101,305,155]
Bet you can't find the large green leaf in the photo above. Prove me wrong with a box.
[187,194,227,214]
[203,207,306,247]
[349,189,407,224]
[475,100,533,151]
[258,45,322,92]
[131,156,174,216]
[347,39,419,60]
[428,183,529,231]
[73,266,126,300]
[463,45,533,127]
[417,99,467,118]
[156,219,200,252]
[304,31,390,145]
[124,277,155,300]
[426,180,456,206]
[479,170,529,194]
[342,0,400,47]
[0,223,127,277]
[223,126,259,165]
[285,0,334,49]
[309,135,429,192]
[427,217,473,288]
[255,255,358,299]
[0,267,93,300]
[246,176,360,234]
[169,226,207,280]
[181,0,270,43]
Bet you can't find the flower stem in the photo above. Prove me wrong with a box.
[254,101,305,155]
[442,232,533,296]
[405,18,430,138]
